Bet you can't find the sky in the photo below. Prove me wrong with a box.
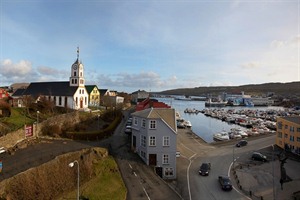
[0,0,299,93]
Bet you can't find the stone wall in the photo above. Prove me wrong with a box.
[0,111,80,150]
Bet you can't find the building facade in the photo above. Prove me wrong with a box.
[85,85,100,107]
[131,108,177,179]
[276,116,300,155]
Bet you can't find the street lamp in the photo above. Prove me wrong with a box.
[36,111,40,138]
[68,160,79,200]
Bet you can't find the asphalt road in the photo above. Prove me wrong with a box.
[174,128,276,200]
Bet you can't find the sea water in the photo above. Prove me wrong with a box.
[156,97,283,143]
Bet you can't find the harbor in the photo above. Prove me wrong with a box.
[156,97,299,143]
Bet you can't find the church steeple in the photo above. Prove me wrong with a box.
[69,47,85,87]
[77,46,79,60]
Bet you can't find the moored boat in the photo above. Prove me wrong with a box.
[213,131,230,141]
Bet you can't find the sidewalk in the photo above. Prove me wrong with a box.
[232,150,300,200]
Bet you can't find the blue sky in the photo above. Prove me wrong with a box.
[0,0,299,93]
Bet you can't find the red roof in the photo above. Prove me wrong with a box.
[136,97,171,111]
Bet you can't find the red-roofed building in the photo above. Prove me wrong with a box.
[0,88,9,100]
[136,98,171,111]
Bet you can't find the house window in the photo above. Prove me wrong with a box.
[290,126,295,132]
[149,120,156,129]
[142,119,146,128]
[134,117,138,126]
[149,136,156,146]
[297,137,300,142]
[163,136,170,146]
[164,167,174,177]
[284,134,288,138]
[277,122,282,129]
[290,136,295,142]
[141,151,146,158]
[297,128,300,132]
[285,125,288,129]
[162,154,169,164]
[141,136,146,147]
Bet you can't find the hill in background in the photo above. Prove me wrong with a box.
[157,81,300,98]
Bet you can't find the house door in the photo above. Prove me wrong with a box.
[80,97,83,108]
[149,154,157,166]
[155,167,163,178]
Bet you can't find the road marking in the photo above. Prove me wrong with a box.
[133,172,137,177]
[187,153,196,200]
[143,187,151,200]
[180,142,196,154]
[228,162,252,200]
[129,163,132,169]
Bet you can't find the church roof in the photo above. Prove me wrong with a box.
[11,88,26,97]
[23,82,78,97]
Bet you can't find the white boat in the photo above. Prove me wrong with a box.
[213,131,230,141]
[184,120,192,128]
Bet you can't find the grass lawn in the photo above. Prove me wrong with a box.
[57,156,127,200]
[1,108,35,131]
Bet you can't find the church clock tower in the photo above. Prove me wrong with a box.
[70,47,85,87]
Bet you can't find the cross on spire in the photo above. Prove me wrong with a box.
[77,47,80,59]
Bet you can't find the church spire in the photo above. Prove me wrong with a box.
[77,46,80,60]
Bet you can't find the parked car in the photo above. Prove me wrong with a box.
[251,152,267,162]
[199,163,211,176]
[124,125,132,134]
[218,176,233,191]
[236,140,248,147]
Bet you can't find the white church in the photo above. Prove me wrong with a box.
[22,48,89,110]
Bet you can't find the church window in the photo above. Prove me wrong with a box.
[74,72,77,76]
[59,96,62,105]
[75,79,77,84]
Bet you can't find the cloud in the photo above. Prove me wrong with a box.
[94,71,181,92]
[240,62,261,69]
[0,59,32,76]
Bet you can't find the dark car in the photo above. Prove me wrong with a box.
[236,140,248,147]
[218,176,233,191]
[251,152,267,162]
[199,163,211,176]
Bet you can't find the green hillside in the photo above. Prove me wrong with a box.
[157,81,300,97]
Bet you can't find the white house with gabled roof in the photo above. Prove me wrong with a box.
[131,107,177,179]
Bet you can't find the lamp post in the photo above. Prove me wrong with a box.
[272,144,276,200]
[68,160,79,200]
[36,111,40,138]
